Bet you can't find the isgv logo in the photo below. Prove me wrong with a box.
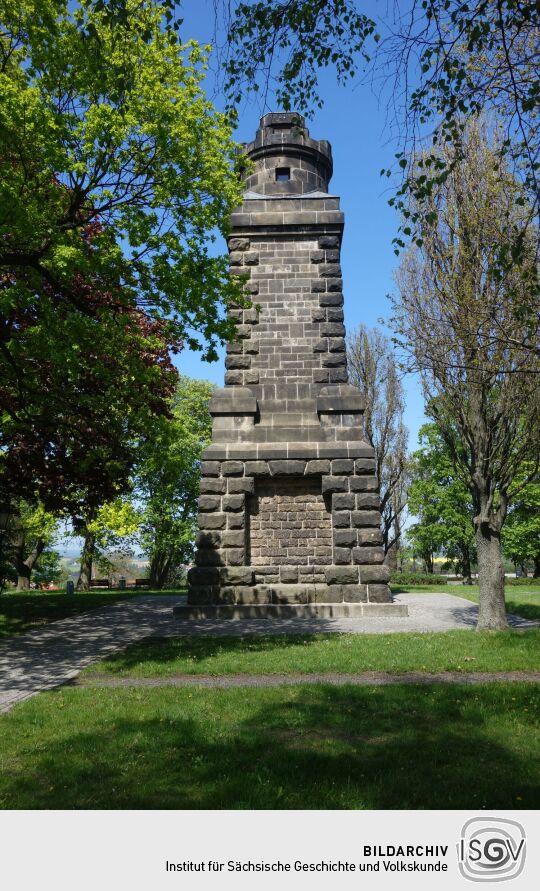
[458,817,526,882]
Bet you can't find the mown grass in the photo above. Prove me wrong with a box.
[0,589,184,640]
[83,629,540,677]
[391,586,540,622]
[0,683,537,809]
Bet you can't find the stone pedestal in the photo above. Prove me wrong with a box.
[175,113,405,619]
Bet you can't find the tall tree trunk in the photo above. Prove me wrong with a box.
[475,523,507,629]
[16,538,45,590]
[77,530,96,591]
[149,549,170,589]
[533,554,540,578]
[460,543,472,584]
[424,552,434,573]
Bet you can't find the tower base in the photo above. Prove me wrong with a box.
[174,602,408,620]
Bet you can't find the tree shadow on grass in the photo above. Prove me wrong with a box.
[1,684,538,809]
[0,590,179,639]
[96,634,332,673]
[506,599,540,623]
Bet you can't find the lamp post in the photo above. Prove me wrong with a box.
[0,505,12,596]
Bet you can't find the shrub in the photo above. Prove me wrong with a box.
[390,572,449,586]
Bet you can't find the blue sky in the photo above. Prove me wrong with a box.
[175,0,427,450]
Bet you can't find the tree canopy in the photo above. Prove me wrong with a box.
[392,123,540,628]
[0,0,245,512]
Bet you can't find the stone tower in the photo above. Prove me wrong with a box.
[179,113,405,618]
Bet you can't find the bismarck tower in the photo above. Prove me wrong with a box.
[178,114,406,618]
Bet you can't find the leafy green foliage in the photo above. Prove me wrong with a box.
[407,423,476,575]
[225,1,539,285]
[135,374,214,588]
[226,0,376,111]
[504,464,540,573]
[390,571,449,586]
[0,0,245,510]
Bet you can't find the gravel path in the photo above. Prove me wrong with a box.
[75,670,540,688]
[0,592,537,712]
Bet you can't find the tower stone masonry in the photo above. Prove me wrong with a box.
[177,113,407,618]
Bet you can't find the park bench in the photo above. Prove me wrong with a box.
[134,578,150,588]
[89,579,110,589]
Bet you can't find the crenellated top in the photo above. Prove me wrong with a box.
[241,113,333,196]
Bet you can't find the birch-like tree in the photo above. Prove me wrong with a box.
[392,123,540,629]
[347,325,409,568]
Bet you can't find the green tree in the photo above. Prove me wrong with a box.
[76,498,141,590]
[136,375,214,589]
[408,424,476,579]
[0,0,244,509]
[224,1,539,274]
[392,123,540,629]
[6,501,58,590]
[503,466,540,577]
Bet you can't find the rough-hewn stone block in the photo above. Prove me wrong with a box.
[360,564,391,583]
[200,478,227,494]
[222,461,244,476]
[324,565,359,585]
[352,546,385,564]
[200,513,226,530]
[334,547,352,564]
[332,493,355,510]
[321,323,346,337]
[223,495,245,512]
[198,495,221,512]
[367,584,391,603]
[269,460,307,476]
[188,566,220,585]
[353,493,379,510]
[350,476,379,492]
[228,477,255,495]
[224,371,243,386]
[196,530,222,547]
[195,548,224,566]
[351,510,381,527]
[220,567,253,586]
[334,529,357,547]
[332,459,354,475]
[357,529,383,546]
[355,458,376,473]
[305,459,331,474]
[221,531,245,548]
[244,461,269,477]
[201,461,220,477]
[280,566,299,583]
[320,292,343,306]
[322,476,348,494]
[332,511,351,527]
[225,355,251,370]
[228,237,250,251]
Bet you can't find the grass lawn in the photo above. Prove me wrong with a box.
[0,683,537,809]
[82,629,540,677]
[0,589,184,640]
[392,585,540,622]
